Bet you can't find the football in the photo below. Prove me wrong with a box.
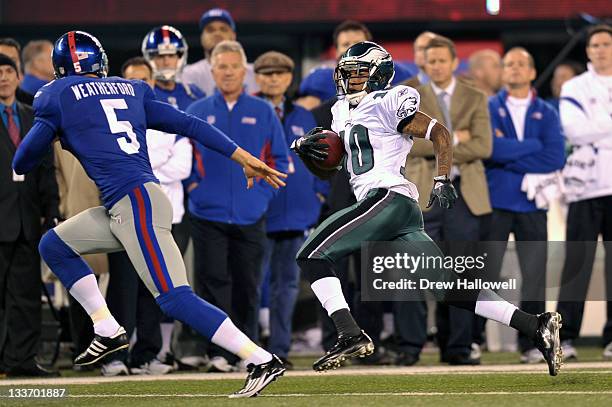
[313,130,345,170]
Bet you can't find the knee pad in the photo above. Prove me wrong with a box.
[156,285,227,339]
[39,230,92,289]
[296,257,337,284]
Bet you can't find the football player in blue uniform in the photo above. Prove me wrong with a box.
[12,31,286,398]
[141,25,205,110]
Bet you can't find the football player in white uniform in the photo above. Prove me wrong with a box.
[292,41,563,376]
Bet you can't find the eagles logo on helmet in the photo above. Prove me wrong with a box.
[334,41,395,106]
[141,25,188,82]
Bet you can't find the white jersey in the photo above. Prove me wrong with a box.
[331,85,420,202]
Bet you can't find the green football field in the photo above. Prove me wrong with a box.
[1,350,610,406]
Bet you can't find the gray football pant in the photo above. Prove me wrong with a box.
[54,182,188,297]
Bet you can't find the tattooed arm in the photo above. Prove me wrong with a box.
[399,110,453,177]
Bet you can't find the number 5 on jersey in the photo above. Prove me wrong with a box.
[100,99,140,154]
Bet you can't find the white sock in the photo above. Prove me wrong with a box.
[158,322,174,358]
[69,274,120,337]
[311,277,349,316]
[474,289,517,327]
[211,318,272,366]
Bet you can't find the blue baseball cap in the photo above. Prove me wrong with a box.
[198,8,236,32]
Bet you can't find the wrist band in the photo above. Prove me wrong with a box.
[425,119,437,141]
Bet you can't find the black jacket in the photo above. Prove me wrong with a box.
[0,101,59,242]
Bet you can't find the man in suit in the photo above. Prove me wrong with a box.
[0,38,33,106]
[0,54,60,377]
[398,36,492,365]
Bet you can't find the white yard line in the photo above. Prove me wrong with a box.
[0,362,610,386]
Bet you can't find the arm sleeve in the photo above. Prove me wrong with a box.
[13,87,62,174]
[12,121,57,174]
[505,108,566,174]
[559,81,612,146]
[154,136,193,184]
[380,86,420,134]
[143,88,238,158]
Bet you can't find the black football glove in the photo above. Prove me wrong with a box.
[290,127,329,161]
[427,175,458,209]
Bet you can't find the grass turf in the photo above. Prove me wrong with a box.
[1,369,610,406]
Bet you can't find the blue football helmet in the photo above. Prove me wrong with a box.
[52,31,108,79]
[141,25,188,82]
[334,41,395,106]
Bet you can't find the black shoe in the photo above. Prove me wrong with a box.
[74,327,129,367]
[354,349,395,366]
[534,312,563,376]
[229,354,286,398]
[7,363,60,378]
[446,353,481,366]
[395,352,419,366]
[279,357,294,370]
[313,330,374,372]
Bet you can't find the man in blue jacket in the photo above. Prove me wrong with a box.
[253,51,328,367]
[185,41,289,372]
[484,48,565,363]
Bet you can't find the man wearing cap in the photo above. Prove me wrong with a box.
[0,53,60,377]
[180,8,259,96]
[254,51,327,367]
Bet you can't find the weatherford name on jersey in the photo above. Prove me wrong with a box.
[331,85,420,201]
[69,81,136,100]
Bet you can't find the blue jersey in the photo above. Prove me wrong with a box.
[14,76,238,210]
[154,83,204,111]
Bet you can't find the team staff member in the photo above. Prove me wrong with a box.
[185,41,289,372]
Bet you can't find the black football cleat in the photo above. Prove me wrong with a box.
[229,354,286,398]
[534,312,563,376]
[74,327,129,366]
[313,330,374,372]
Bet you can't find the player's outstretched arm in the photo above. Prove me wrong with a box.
[231,147,287,189]
[144,98,286,189]
[12,122,57,175]
[401,110,458,209]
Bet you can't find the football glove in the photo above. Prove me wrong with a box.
[427,175,458,209]
[290,127,329,161]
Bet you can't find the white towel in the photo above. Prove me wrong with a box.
[562,145,597,203]
[521,172,564,209]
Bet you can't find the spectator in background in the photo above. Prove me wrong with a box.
[548,61,584,112]
[0,54,60,377]
[254,51,327,368]
[468,49,503,97]
[185,41,288,372]
[557,24,612,361]
[54,141,108,371]
[180,8,259,96]
[297,20,415,110]
[403,35,492,366]
[402,31,438,88]
[0,38,32,105]
[484,47,565,363]
[20,40,54,99]
[142,25,205,112]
